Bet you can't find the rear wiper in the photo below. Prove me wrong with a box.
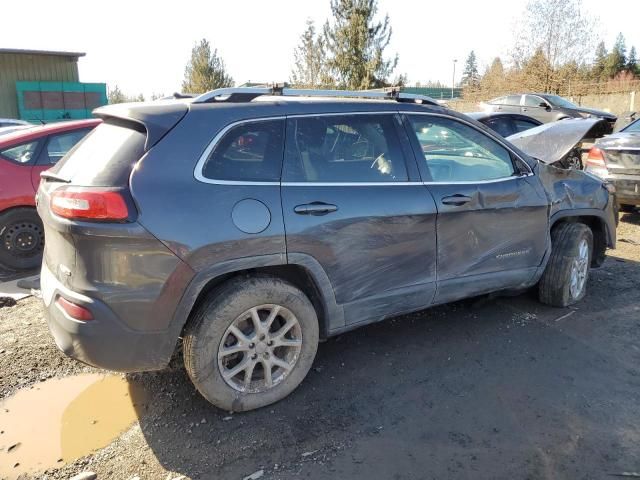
[40,171,71,183]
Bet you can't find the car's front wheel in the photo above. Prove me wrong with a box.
[0,208,45,271]
[183,275,319,411]
[539,223,593,307]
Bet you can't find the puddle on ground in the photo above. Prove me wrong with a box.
[0,373,147,479]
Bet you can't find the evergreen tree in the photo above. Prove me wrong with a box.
[627,46,638,74]
[290,20,333,87]
[604,33,627,78]
[480,57,506,93]
[323,0,398,89]
[182,39,233,93]
[461,51,480,88]
[592,41,608,80]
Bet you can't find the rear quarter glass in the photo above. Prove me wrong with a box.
[51,121,146,187]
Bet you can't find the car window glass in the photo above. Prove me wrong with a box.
[506,95,522,105]
[0,141,39,164]
[42,130,90,165]
[485,117,514,137]
[408,115,515,182]
[284,114,407,182]
[622,120,640,132]
[524,95,545,107]
[513,119,539,133]
[490,97,506,105]
[202,119,285,182]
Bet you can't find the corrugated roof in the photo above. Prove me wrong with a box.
[0,48,85,58]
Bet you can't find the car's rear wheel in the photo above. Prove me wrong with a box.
[539,223,593,307]
[183,275,319,411]
[0,208,45,271]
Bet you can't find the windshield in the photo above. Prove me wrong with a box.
[544,95,577,109]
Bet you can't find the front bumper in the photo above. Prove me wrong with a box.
[41,263,177,372]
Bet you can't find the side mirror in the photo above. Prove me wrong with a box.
[539,102,550,110]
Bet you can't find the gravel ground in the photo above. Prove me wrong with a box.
[1,212,640,480]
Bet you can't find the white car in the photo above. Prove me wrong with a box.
[0,124,33,137]
[0,118,29,128]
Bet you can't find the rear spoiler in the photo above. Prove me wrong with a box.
[93,102,189,151]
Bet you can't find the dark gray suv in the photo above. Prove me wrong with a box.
[37,87,617,411]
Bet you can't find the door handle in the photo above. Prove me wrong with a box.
[294,202,338,215]
[441,194,472,206]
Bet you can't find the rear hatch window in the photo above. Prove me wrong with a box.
[51,120,146,186]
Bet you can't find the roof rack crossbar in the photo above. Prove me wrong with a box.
[192,86,440,106]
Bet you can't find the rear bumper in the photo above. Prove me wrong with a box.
[608,174,640,206]
[41,263,177,372]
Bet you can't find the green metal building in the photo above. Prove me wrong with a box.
[0,48,106,122]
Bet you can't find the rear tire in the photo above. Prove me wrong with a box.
[0,208,44,271]
[539,223,593,307]
[183,275,319,411]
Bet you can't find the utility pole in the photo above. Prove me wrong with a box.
[451,59,457,99]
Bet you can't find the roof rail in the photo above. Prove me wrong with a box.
[192,85,441,106]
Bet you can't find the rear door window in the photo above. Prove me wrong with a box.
[200,119,285,182]
[283,114,408,183]
[505,95,522,105]
[0,140,40,164]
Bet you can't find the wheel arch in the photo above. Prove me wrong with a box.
[171,254,343,345]
[549,210,611,267]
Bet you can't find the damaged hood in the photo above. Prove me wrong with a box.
[506,118,609,164]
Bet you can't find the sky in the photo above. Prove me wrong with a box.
[1,0,639,99]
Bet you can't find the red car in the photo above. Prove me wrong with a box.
[0,119,100,270]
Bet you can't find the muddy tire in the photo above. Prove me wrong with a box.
[0,208,45,271]
[539,223,593,307]
[183,275,319,412]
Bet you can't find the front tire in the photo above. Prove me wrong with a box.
[183,276,319,411]
[0,208,45,271]
[539,223,593,307]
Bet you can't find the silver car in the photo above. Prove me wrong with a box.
[481,93,617,132]
[586,118,640,211]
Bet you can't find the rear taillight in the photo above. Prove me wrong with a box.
[56,296,93,321]
[586,147,606,167]
[585,147,609,178]
[50,187,130,221]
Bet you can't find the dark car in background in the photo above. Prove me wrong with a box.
[481,93,617,131]
[0,119,100,270]
[37,87,616,412]
[586,117,640,211]
[466,112,542,137]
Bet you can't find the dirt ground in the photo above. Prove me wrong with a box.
[1,212,640,480]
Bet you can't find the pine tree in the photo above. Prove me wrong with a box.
[323,0,398,90]
[461,51,480,88]
[627,46,638,74]
[182,39,233,93]
[604,33,627,78]
[592,41,608,80]
[480,57,506,93]
[290,20,333,88]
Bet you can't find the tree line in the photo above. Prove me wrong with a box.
[109,0,639,103]
[460,0,638,99]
